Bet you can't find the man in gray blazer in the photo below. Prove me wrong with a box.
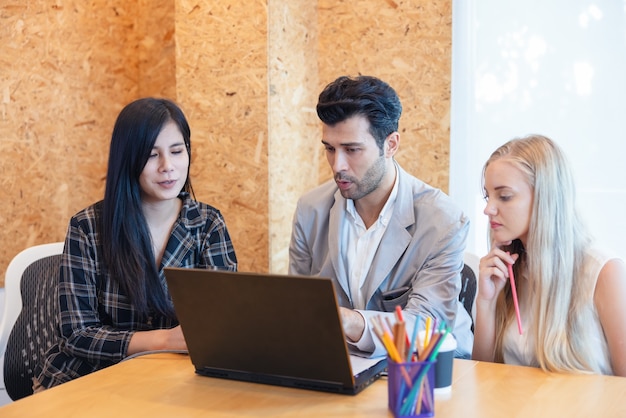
[288,75,473,358]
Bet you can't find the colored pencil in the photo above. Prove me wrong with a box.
[507,253,523,334]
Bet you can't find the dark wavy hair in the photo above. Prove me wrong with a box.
[100,97,192,319]
[316,75,402,152]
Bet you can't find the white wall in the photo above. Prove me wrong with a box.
[450,0,626,259]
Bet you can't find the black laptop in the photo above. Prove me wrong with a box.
[164,268,387,395]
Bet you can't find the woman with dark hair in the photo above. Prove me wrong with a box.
[35,98,238,389]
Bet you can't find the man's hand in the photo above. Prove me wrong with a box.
[339,307,366,342]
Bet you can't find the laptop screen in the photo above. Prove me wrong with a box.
[164,268,385,394]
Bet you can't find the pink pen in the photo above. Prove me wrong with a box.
[507,253,523,334]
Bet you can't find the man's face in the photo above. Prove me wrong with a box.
[321,115,387,201]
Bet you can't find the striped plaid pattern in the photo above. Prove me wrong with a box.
[36,193,237,388]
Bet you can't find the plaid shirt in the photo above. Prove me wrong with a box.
[36,193,237,388]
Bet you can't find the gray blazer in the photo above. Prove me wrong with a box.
[289,163,473,358]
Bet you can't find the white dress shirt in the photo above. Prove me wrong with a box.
[341,165,399,309]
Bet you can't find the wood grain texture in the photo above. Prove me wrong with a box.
[0,0,452,284]
[268,1,320,273]
[174,0,270,273]
[0,1,140,284]
[2,354,625,417]
[317,0,452,189]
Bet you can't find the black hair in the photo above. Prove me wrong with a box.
[316,75,402,151]
[100,97,192,319]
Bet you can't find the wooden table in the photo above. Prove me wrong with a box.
[1,353,625,417]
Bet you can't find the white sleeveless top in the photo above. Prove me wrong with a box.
[502,248,614,375]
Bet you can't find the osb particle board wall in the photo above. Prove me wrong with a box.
[0,1,140,287]
[316,0,453,189]
[0,0,452,286]
[267,1,321,274]
[174,0,270,272]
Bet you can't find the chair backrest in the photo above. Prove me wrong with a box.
[0,242,64,401]
[459,252,479,332]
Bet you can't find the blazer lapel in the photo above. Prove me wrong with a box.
[362,166,414,304]
[328,189,350,296]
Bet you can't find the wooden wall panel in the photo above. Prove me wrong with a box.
[137,0,177,98]
[174,0,269,273]
[317,0,452,191]
[0,0,452,284]
[0,1,141,285]
[268,1,321,273]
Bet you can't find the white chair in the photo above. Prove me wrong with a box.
[0,242,64,402]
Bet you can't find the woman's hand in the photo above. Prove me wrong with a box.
[472,244,519,362]
[162,325,187,351]
[478,246,518,302]
[127,325,188,355]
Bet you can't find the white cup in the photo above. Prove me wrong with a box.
[418,330,457,395]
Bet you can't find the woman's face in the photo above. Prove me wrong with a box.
[139,121,189,204]
[483,159,534,247]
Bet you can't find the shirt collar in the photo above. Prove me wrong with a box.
[177,192,204,229]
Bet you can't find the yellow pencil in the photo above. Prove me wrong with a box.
[424,316,432,350]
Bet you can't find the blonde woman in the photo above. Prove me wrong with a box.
[473,134,626,376]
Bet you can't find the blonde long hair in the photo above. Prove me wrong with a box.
[483,135,596,373]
